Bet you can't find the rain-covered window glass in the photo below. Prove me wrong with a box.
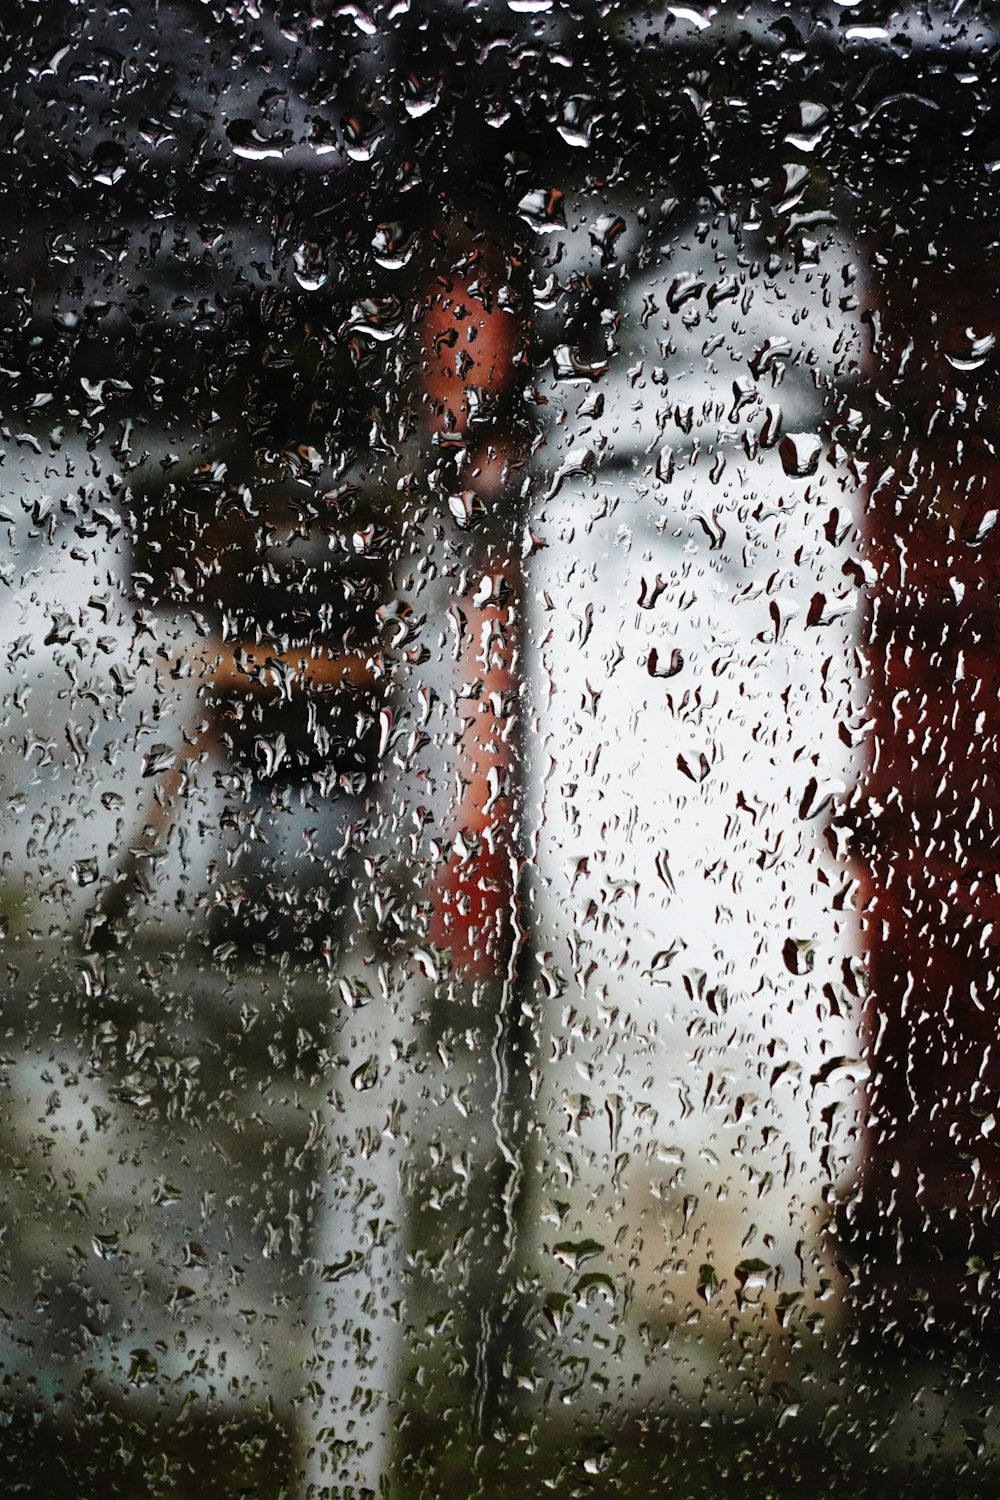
[3,2,1000,1494]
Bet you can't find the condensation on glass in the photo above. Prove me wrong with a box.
[1,1,999,1495]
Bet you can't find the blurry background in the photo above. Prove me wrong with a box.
[1,2,1000,1496]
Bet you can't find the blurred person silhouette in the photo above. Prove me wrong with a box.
[88,204,531,983]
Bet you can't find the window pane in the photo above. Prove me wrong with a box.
[1,3,998,1495]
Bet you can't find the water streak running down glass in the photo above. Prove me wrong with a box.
[1,2,1000,1495]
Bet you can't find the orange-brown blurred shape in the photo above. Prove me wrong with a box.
[419,238,525,981]
[419,244,519,439]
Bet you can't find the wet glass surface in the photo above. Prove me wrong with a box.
[3,2,1000,1495]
